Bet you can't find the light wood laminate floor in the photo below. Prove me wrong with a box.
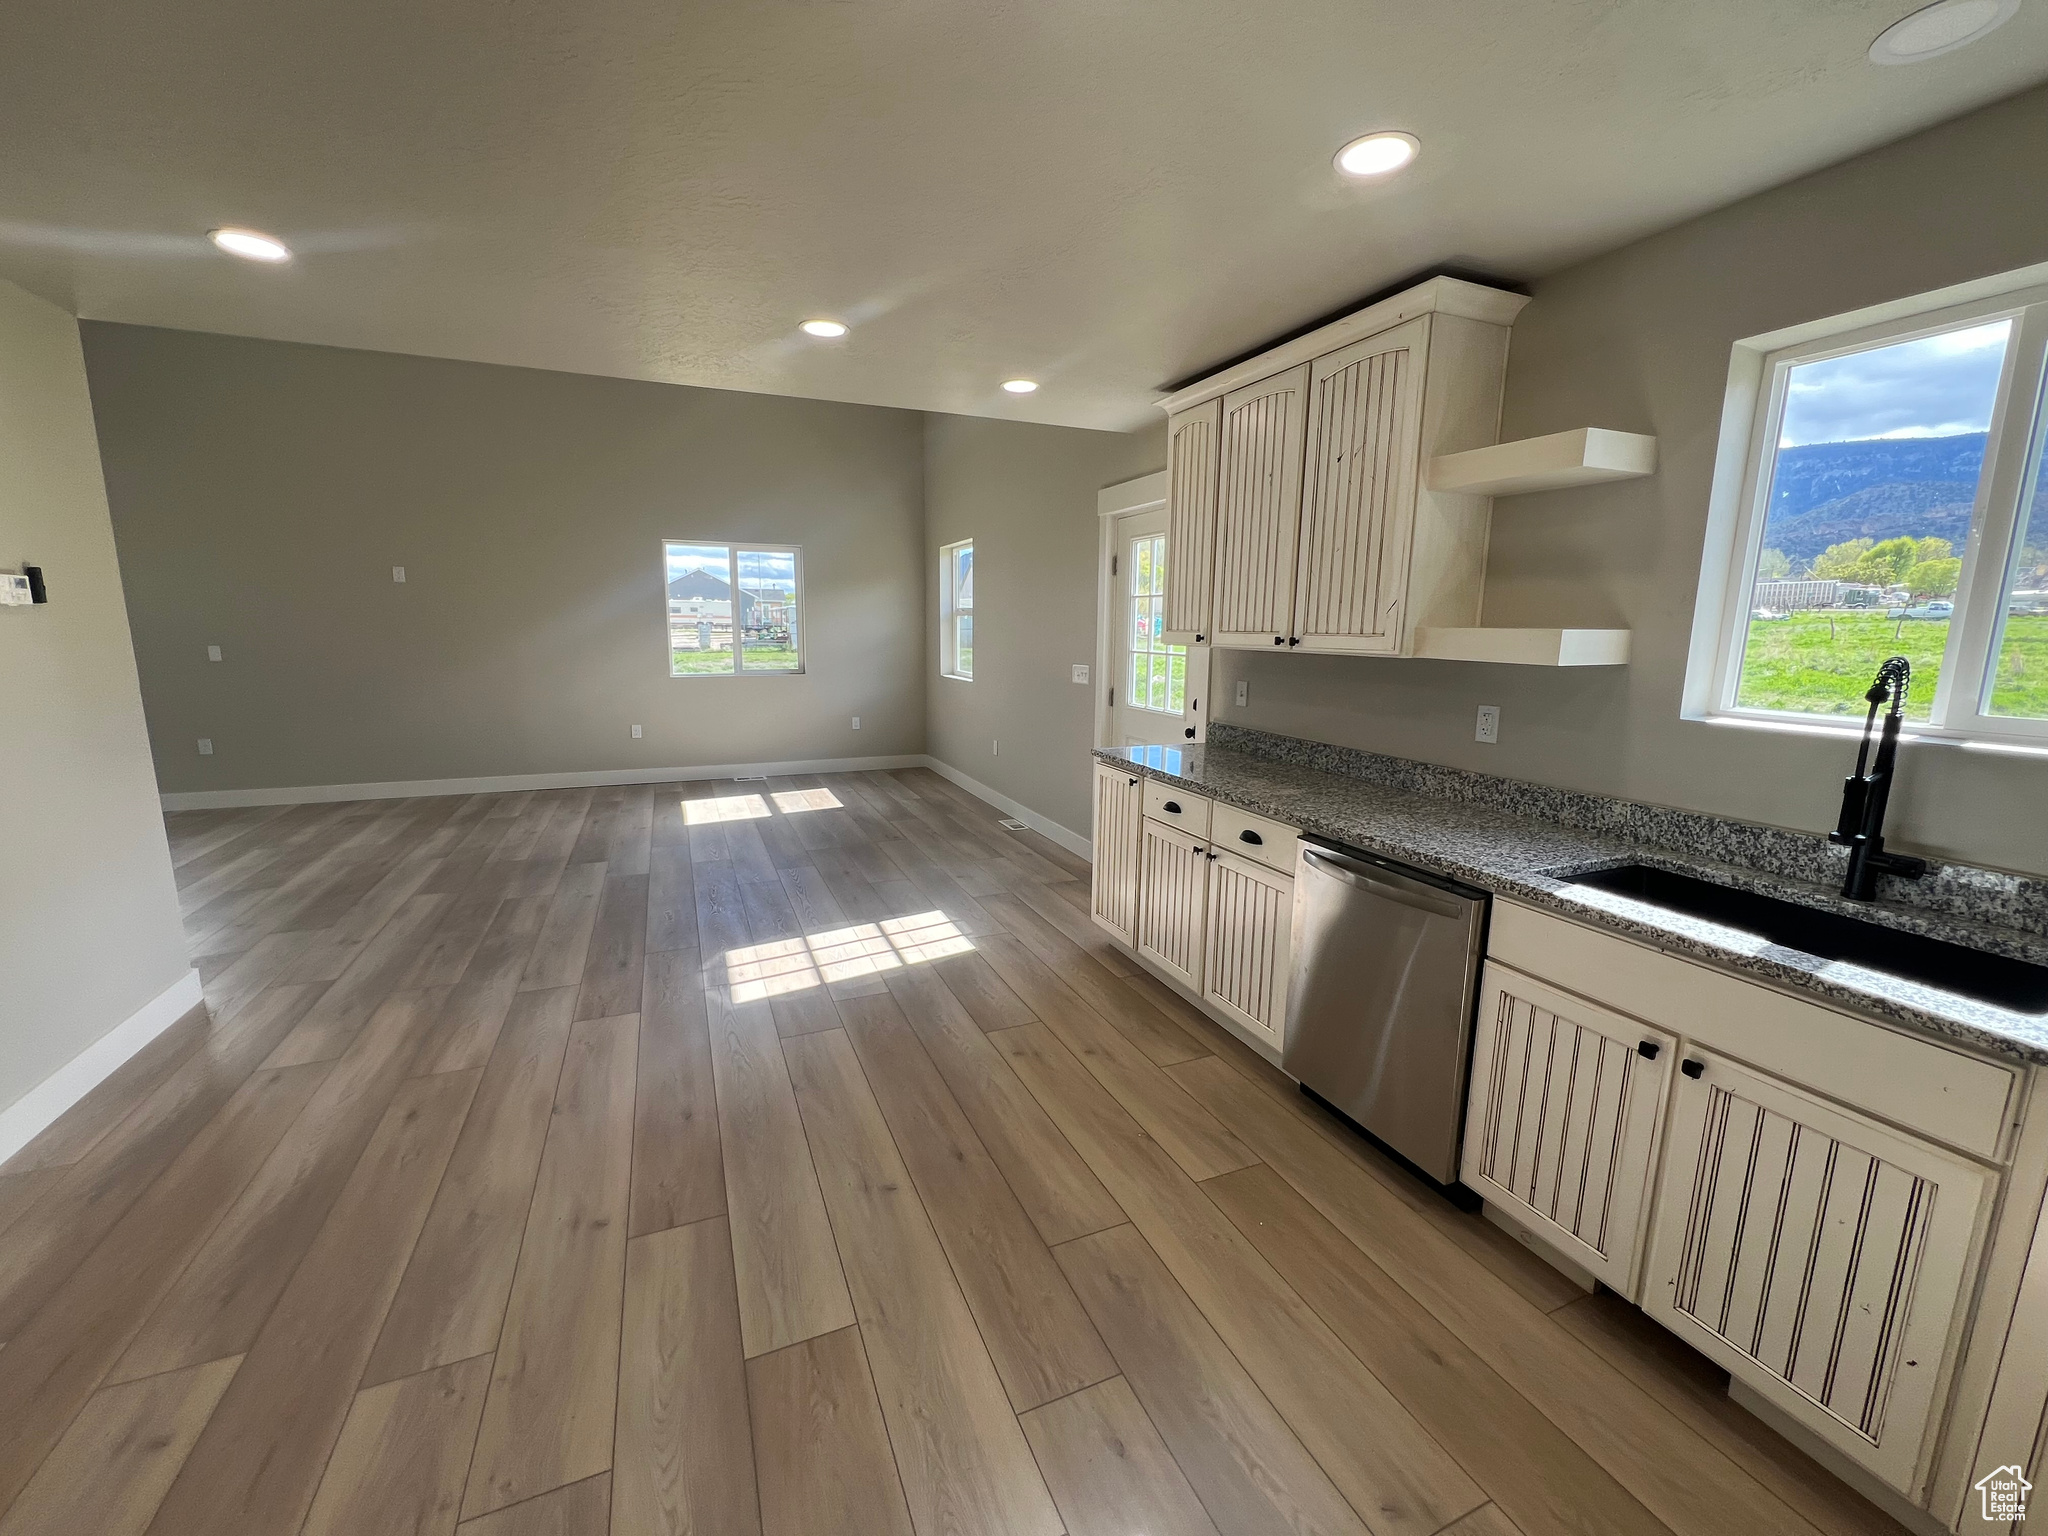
[0,769,1911,1536]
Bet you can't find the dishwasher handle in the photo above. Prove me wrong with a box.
[1301,847,1469,921]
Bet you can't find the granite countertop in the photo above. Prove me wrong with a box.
[1096,740,2048,1066]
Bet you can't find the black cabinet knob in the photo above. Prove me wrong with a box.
[1239,830,1262,845]
[1126,776,1138,786]
[1681,1058,1705,1079]
[1195,633,1206,643]
[1272,635,1284,645]
[1637,1041,1660,1060]
[1183,727,1196,739]
[1288,636,1301,646]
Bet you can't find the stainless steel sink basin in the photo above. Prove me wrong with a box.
[1562,863,2048,1013]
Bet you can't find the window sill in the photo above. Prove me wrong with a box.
[1690,710,2048,758]
[940,671,973,683]
[668,670,807,680]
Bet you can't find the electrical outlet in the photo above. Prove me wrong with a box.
[207,644,222,662]
[851,716,861,730]
[392,566,406,583]
[1072,664,1090,685]
[197,738,214,756]
[1235,679,1249,708]
[631,724,643,738]
[1476,705,1500,744]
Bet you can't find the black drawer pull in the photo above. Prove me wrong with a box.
[1162,800,1182,814]
[1637,1040,1660,1061]
[1239,830,1263,846]
[1680,1058,1705,1079]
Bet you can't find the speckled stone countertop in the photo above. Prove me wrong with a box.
[1095,731,2048,1066]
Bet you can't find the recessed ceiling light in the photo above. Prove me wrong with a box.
[799,318,848,338]
[1334,131,1420,179]
[1002,379,1039,394]
[208,227,292,263]
[1869,0,2018,63]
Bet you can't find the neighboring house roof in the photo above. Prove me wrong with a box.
[668,570,732,600]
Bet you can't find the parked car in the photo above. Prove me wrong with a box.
[1886,600,1954,620]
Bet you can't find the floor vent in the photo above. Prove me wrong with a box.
[732,775,768,782]
[999,818,1031,831]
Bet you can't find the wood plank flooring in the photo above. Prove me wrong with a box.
[0,770,1912,1536]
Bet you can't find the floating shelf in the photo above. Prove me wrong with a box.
[1415,627,1633,667]
[1428,427,1658,497]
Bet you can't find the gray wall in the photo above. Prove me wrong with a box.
[83,325,929,795]
[923,414,1165,838]
[1219,84,2048,876]
[0,279,190,1120]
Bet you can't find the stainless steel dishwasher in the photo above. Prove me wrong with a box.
[1282,837,1489,1186]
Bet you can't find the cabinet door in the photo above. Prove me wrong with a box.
[1462,963,1673,1297]
[1642,1050,1996,1494]
[1137,818,1208,993]
[1163,399,1222,643]
[1294,319,1427,655]
[1211,364,1310,650]
[1090,763,1143,947]
[1201,850,1293,1049]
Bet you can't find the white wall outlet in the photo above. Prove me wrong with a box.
[1072,664,1090,685]
[851,716,861,730]
[1476,705,1500,744]
[197,738,214,756]
[1235,679,1249,708]
[392,566,406,583]
[631,724,643,738]
[0,573,31,607]
[207,644,222,662]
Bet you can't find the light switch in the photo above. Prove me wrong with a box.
[631,724,643,738]
[1071,664,1090,685]
[851,716,861,729]
[197,738,214,756]
[207,644,222,662]
[392,566,406,583]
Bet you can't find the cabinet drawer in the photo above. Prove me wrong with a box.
[1143,782,1211,837]
[1210,803,1299,875]
[1489,900,2017,1160]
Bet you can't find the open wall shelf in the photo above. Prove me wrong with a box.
[1428,427,1657,498]
[1415,627,1633,667]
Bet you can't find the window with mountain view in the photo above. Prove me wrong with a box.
[665,541,802,676]
[1700,278,2048,745]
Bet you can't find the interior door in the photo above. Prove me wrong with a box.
[1211,364,1311,650]
[1112,507,1207,748]
[1295,318,1427,654]
[1641,1049,1996,1493]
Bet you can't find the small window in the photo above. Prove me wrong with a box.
[1127,532,1186,713]
[665,542,802,677]
[941,539,974,680]
[1691,271,2048,746]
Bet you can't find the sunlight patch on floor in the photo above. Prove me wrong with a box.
[682,793,771,825]
[722,910,973,1000]
[770,788,843,814]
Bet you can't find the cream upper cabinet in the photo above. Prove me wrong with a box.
[1210,364,1311,650]
[1089,762,1143,947]
[1641,1049,1995,1495]
[1294,319,1428,653]
[1156,277,1526,658]
[1162,398,1222,643]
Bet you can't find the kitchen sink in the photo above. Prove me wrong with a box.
[1562,863,2048,1013]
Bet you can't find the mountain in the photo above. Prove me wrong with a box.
[1761,433,1985,562]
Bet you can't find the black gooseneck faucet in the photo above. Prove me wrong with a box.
[1830,655,1928,902]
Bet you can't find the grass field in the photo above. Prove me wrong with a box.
[1735,610,2048,719]
[671,645,801,675]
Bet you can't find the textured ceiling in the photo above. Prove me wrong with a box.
[2,1,2046,429]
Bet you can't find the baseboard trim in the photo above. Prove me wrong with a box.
[160,754,931,811]
[0,968,204,1168]
[920,758,1092,860]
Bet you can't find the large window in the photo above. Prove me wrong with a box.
[940,539,973,680]
[1127,531,1186,713]
[665,542,802,677]
[1694,274,2048,745]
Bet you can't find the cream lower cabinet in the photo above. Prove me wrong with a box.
[1641,1049,1995,1494]
[1089,762,1143,946]
[1136,818,1209,992]
[1462,963,1674,1297]
[1200,849,1293,1049]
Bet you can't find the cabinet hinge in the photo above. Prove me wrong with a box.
[1108,685,1115,706]
[1111,553,1119,576]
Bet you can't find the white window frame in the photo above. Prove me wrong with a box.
[940,537,973,681]
[662,540,806,678]
[1685,263,2048,750]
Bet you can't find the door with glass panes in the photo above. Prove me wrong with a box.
[1112,507,1209,747]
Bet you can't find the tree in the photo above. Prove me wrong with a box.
[1812,539,1875,580]
[1756,548,1792,581]
[1914,536,1954,564]
[1910,556,1962,598]
[1857,537,1923,588]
